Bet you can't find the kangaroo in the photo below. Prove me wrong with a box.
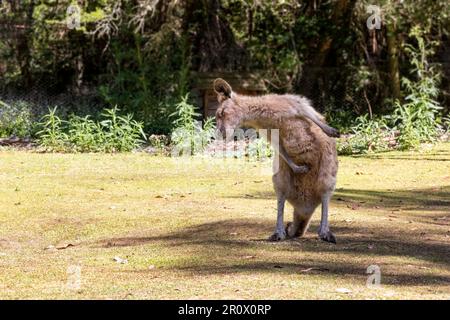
[214,78,338,243]
[214,79,340,138]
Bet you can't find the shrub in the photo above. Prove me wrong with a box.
[0,100,34,138]
[67,115,100,152]
[36,106,146,152]
[326,109,355,135]
[338,27,444,155]
[36,107,68,151]
[337,115,392,155]
[97,107,147,152]
[247,137,273,160]
[170,95,215,156]
[389,27,442,150]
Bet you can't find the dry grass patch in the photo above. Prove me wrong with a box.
[0,144,449,299]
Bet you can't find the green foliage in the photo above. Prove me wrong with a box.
[98,33,185,134]
[36,107,69,152]
[224,0,304,91]
[337,115,392,155]
[148,134,170,154]
[338,26,444,155]
[37,106,146,153]
[1,0,449,142]
[97,107,147,152]
[67,115,101,152]
[247,137,273,160]
[390,26,442,150]
[93,4,189,134]
[171,95,200,130]
[0,100,34,138]
[170,95,215,156]
[391,99,439,151]
[326,109,355,134]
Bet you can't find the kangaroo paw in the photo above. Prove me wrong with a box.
[323,125,340,138]
[291,164,309,174]
[319,230,337,244]
[268,230,286,242]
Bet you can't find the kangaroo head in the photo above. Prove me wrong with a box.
[213,78,244,138]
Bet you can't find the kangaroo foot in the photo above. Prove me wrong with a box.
[268,230,286,242]
[291,164,309,174]
[323,125,340,138]
[319,230,336,244]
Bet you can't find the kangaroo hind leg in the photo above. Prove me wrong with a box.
[318,191,336,243]
[268,194,287,241]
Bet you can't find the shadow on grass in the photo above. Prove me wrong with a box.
[350,151,450,161]
[224,185,450,214]
[334,185,450,213]
[94,218,450,287]
[356,156,450,162]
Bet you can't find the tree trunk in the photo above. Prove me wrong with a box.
[16,2,35,88]
[184,0,246,72]
[299,0,357,98]
[386,21,401,100]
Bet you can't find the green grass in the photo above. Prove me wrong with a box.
[0,143,449,299]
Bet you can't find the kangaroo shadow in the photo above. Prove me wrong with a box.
[93,218,450,287]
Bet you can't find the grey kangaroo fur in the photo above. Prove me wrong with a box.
[214,78,339,243]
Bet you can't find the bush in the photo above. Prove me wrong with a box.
[389,27,442,150]
[36,107,68,151]
[0,100,34,138]
[147,134,170,154]
[67,115,101,152]
[170,95,215,156]
[326,109,355,135]
[37,106,146,152]
[338,27,444,155]
[337,115,392,155]
[96,107,147,152]
[247,137,273,160]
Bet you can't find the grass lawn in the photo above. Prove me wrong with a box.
[0,143,449,299]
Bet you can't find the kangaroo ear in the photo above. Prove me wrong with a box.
[213,78,232,99]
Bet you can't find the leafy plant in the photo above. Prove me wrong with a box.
[325,108,355,134]
[338,26,444,155]
[148,134,170,154]
[170,94,215,156]
[0,100,34,138]
[98,107,147,152]
[390,26,442,150]
[36,107,68,151]
[67,115,101,153]
[247,137,273,160]
[337,115,392,155]
[36,106,146,153]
